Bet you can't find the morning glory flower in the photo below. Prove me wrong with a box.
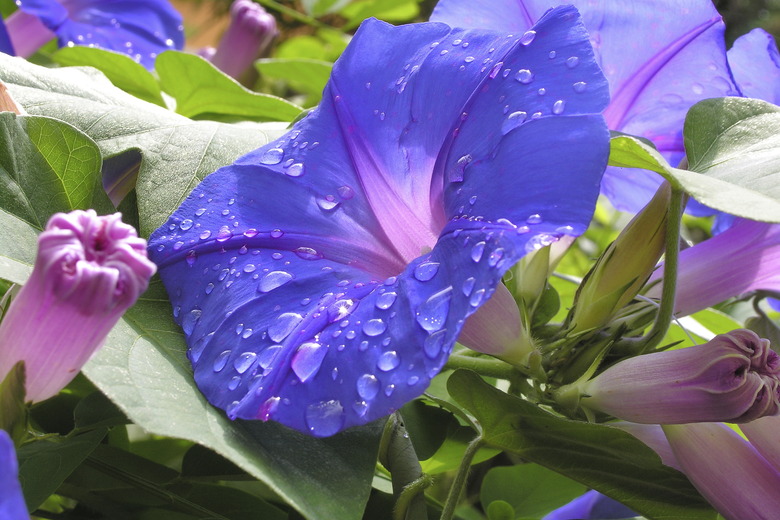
[0,18,14,55]
[431,0,740,213]
[562,330,780,424]
[209,0,277,80]
[148,8,610,436]
[0,430,28,520]
[542,490,637,520]
[2,0,184,69]
[0,210,156,403]
[663,422,780,520]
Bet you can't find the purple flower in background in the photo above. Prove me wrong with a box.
[210,0,277,80]
[572,330,780,424]
[663,422,780,520]
[0,210,156,403]
[148,9,610,436]
[543,490,636,520]
[0,18,14,55]
[431,0,740,214]
[0,430,28,520]
[2,0,184,69]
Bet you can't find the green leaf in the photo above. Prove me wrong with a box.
[255,58,332,104]
[0,53,288,235]
[485,500,516,520]
[609,134,780,223]
[17,428,107,510]
[156,51,302,122]
[447,370,717,520]
[0,113,110,230]
[481,464,586,519]
[52,47,165,107]
[300,0,351,17]
[341,0,420,29]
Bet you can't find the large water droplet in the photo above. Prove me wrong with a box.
[180,219,193,231]
[363,319,387,337]
[353,401,369,417]
[357,374,380,400]
[424,330,447,358]
[488,248,504,267]
[515,69,534,84]
[259,270,293,293]
[286,163,305,177]
[470,288,486,307]
[471,241,486,262]
[213,350,231,372]
[338,185,355,199]
[414,261,440,282]
[268,313,303,342]
[552,99,566,115]
[216,226,232,242]
[328,299,355,322]
[260,148,284,165]
[294,247,322,260]
[234,352,257,374]
[182,308,202,335]
[565,56,580,68]
[259,396,280,420]
[502,111,527,134]
[416,287,452,333]
[377,351,400,371]
[306,400,345,436]
[520,30,536,45]
[376,292,397,310]
[228,376,241,391]
[292,342,327,382]
[573,81,587,93]
[317,196,340,211]
[526,213,543,224]
[258,345,283,369]
[462,277,476,296]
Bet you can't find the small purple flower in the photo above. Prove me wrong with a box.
[663,422,780,520]
[0,430,28,520]
[431,0,740,214]
[0,210,156,403]
[571,330,780,424]
[3,0,184,69]
[542,490,636,520]
[210,0,277,80]
[149,9,611,436]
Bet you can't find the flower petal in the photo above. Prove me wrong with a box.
[0,430,29,520]
[542,490,636,520]
[17,0,183,68]
[0,18,15,55]
[728,28,780,105]
[149,11,609,436]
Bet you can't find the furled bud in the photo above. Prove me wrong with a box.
[211,0,278,80]
[568,182,670,334]
[663,422,780,520]
[0,210,156,402]
[0,429,28,520]
[559,330,780,424]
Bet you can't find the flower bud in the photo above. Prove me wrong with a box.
[569,182,670,334]
[0,429,28,520]
[565,329,780,424]
[663,422,780,520]
[0,210,156,402]
[211,0,278,80]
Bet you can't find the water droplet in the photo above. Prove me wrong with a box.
[407,375,420,386]
[205,283,215,295]
[462,277,476,296]
[515,69,533,84]
[552,99,566,115]
[526,213,542,224]
[234,352,256,374]
[268,312,302,342]
[488,248,504,267]
[537,87,546,96]
[235,323,244,335]
[377,351,400,371]
[470,288,486,307]
[414,262,440,282]
[317,196,340,211]
[199,230,211,240]
[661,93,684,105]
[384,384,395,397]
[216,226,232,242]
[189,332,212,363]
[502,68,511,78]
[328,299,355,322]
[258,345,283,369]
[353,401,369,417]
[424,330,446,358]
[464,56,474,63]
[359,340,369,352]
[294,247,322,260]
[338,185,355,199]
[449,154,472,183]
[365,82,371,90]
[244,228,259,238]
[213,350,231,372]
[306,400,344,436]
[180,219,193,231]
[520,30,536,45]
[182,308,202,335]
[376,292,397,310]
[469,195,478,205]
[548,50,557,59]
[292,341,327,382]
[238,245,248,255]
[416,287,452,332]
[186,250,197,266]
[286,163,304,177]
[573,81,587,93]
[228,376,241,391]
[691,82,704,95]
[471,241,486,262]
[502,111,527,134]
[242,328,254,339]
[259,396,280,420]
[363,319,387,337]
[452,38,462,45]
[565,56,580,68]
[357,374,380,400]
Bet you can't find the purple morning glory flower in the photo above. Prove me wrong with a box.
[0,210,156,403]
[543,490,636,520]
[148,9,611,436]
[3,0,184,69]
[0,430,28,520]
[431,0,740,214]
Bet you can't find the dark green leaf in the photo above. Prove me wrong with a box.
[447,370,717,520]
[485,500,515,520]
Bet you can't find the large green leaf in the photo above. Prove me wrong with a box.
[447,370,717,520]
[609,134,780,222]
[155,51,303,122]
[255,58,332,105]
[0,53,288,236]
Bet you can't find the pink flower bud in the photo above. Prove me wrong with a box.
[0,210,156,402]
[575,330,780,423]
[211,0,278,80]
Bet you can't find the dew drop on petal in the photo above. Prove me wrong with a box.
[548,50,557,59]
[228,376,241,391]
[520,30,536,46]
[317,197,340,211]
[526,213,543,224]
[363,319,387,337]
[244,228,259,238]
[377,351,400,371]
[268,312,303,342]
[375,292,397,310]
[182,308,202,335]
[306,400,344,436]
[462,277,476,296]
[294,247,322,260]
[565,56,580,68]
[270,229,284,238]
[216,226,232,242]
[414,262,440,281]
[259,270,293,293]
[213,350,231,372]
[259,396,280,420]
[501,111,527,134]
[258,345,283,369]
[416,287,452,332]
[470,288,486,307]
[292,341,327,382]
[515,69,534,84]
[234,352,257,374]
[199,230,212,240]
[338,185,355,199]
[573,81,587,93]
[357,374,380,400]
[552,99,566,114]
[353,401,369,417]
[471,241,486,262]
[286,163,305,177]
[424,330,447,358]
[407,375,419,386]
[180,219,193,231]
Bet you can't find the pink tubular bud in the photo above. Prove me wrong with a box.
[210,0,278,80]
[0,210,156,402]
[574,330,780,424]
[664,422,780,520]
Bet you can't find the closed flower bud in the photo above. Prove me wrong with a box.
[564,329,780,424]
[211,0,277,80]
[0,210,156,402]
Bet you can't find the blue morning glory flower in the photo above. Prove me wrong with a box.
[148,7,610,437]
[543,490,636,520]
[0,18,14,55]
[3,0,183,69]
[431,0,740,214]
[0,430,28,520]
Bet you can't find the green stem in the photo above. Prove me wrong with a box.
[631,186,685,354]
[439,436,484,520]
[395,474,435,520]
[252,0,330,29]
[379,413,429,520]
[444,355,518,380]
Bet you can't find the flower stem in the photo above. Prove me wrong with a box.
[379,413,429,520]
[440,435,484,520]
[444,354,518,380]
